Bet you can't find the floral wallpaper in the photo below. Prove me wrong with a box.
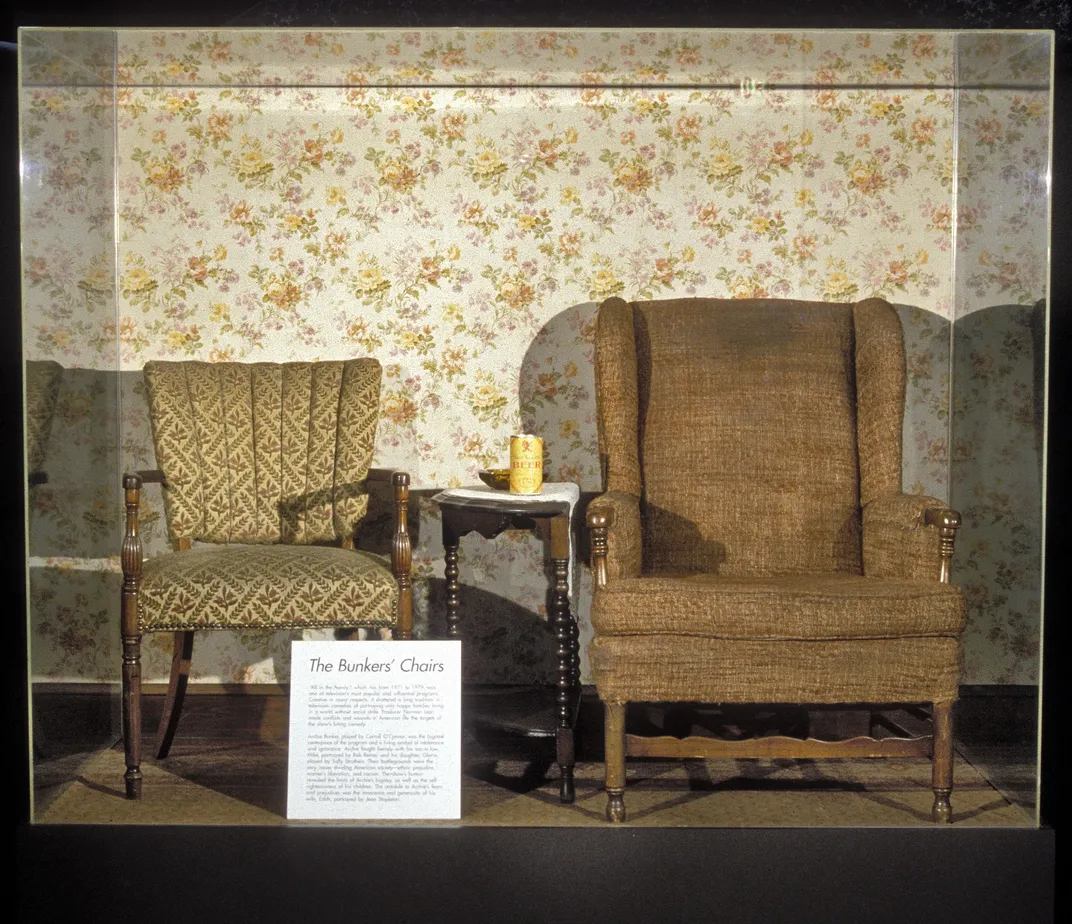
[20,28,1050,687]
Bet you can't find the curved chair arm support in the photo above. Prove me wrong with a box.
[586,491,643,588]
[863,492,962,583]
[121,474,144,631]
[923,506,962,585]
[345,468,413,637]
[390,471,413,639]
[365,469,415,639]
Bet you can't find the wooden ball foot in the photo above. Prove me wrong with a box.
[932,789,952,823]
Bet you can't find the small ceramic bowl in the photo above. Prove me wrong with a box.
[478,468,511,490]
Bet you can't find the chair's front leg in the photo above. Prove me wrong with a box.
[923,508,961,823]
[604,700,627,822]
[391,471,413,640]
[121,474,144,799]
[932,700,954,823]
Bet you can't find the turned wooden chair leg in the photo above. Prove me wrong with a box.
[122,631,143,800]
[604,700,627,823]
[121,473,143,799]
[932,700,954,823]
[156,630,194,759]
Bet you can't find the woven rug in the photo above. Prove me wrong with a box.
[35,742,1030,827]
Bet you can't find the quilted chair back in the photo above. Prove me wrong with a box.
[144,360,382,545]
[595,297,905,577]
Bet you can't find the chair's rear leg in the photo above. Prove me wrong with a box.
[932,700,954,823]
[155,630,194,759]
[604,700,627,823]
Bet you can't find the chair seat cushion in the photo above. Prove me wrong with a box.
[592,573,965,640]
[139,544,398,631]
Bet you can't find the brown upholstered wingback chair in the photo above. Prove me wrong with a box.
[586,296,965,823]
[120,359,412,799]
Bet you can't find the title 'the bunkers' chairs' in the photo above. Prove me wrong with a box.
[587,297,965,823]
[120,359,412,799]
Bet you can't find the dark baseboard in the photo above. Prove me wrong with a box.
[30,681,1041,760]
[956,684,1039,747]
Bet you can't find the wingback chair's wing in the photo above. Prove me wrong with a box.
[144,359,381,545]
[586,295,966,825]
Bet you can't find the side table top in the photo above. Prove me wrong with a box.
[432,482,579,517]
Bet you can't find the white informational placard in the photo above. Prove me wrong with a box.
[286,640,461,820]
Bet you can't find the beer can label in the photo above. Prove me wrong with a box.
[509,434,543,494]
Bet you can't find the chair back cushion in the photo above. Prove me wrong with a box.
[596,297,904,577]
[144,359,381,545]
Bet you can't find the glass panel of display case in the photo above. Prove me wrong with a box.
[950,30,1051,821]
[20,26,1051,827]
[20,29,123,817]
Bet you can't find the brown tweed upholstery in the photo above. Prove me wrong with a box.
[853,300,907,506]
[588,635,962,705]
[140,545,398,631]
[607,297,866,575]
[863,492,951,581]
[591,573,965,640]
[144,359,381,545]
[590,294,965,700]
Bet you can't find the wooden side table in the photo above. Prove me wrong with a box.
[432,484,580,802]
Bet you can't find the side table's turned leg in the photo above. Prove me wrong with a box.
[442,521,461,640]
[549,514,576,803]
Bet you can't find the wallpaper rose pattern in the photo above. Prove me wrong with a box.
[21,29,1050,686]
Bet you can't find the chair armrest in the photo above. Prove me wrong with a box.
[586,491,642,587]
[133,469,167,486]
[862,492,962,583]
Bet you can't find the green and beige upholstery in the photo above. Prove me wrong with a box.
[120,359,412,799]
[587,297,965,823]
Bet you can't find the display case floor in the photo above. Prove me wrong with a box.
[32,687,1034,827]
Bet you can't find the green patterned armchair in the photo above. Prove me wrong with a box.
[587,296,966,823]
[120,359,412,800]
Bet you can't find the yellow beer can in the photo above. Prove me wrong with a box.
[509,434,543,494]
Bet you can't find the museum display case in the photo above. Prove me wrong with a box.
[19,26,1052,827]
